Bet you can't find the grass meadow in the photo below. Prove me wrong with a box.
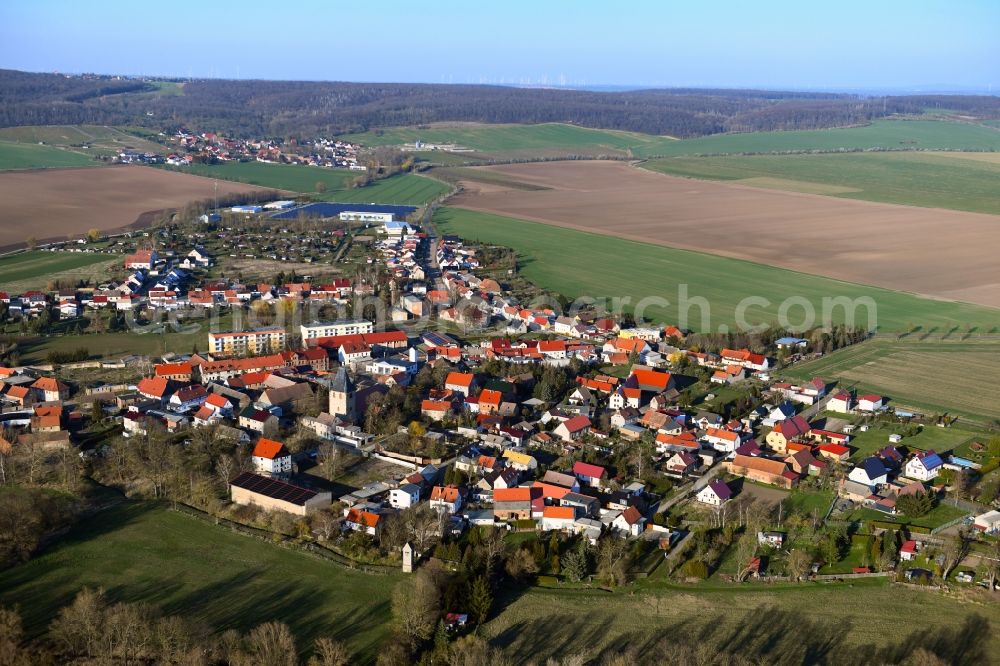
[484,577,1000,664]
[641,151,1000,214]
[433,207,1000,335]
[3,501,997,665]
[785,339,1000,424]
[0,502,397,663]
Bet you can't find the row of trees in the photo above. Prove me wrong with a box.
[0,588,352,665]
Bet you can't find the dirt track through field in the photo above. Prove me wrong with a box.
[0,165,280,251]
[447,161,1000,308]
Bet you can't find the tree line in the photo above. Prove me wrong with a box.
[4,69,1000,140]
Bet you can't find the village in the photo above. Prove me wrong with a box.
[115,128,364,169]
[2,202,1000,621]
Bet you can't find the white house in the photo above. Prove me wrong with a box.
[389,483,421,509]
[904,450,943,482]
[848,457,888,489]
[857,394,884,412]
[827,391,853,413]
[429,485,464,514]
[251,438,293,476]
[610,506,646,536]
[540,505,577,531]
[696,479,733,506]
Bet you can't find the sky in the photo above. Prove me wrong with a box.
[1,0,998,91]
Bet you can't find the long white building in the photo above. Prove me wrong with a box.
[300,319,374,341]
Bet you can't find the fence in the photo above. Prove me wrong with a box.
[166,502,398,575]
[931,515,969,535]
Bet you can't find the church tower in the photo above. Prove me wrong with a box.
[328,367,355,421]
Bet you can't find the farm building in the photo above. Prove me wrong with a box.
[229,472,331,515]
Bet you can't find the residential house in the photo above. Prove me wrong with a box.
[554,415,592,442]
[696,479,733,506]
[572,461,607,488]
[389,483,422,509]
[857,394,885,412]
[540,505,577,532]
[445,372,477,397]
[904,450,943,482]
[429,485,464,514]
[502,449,537,472]
[239,406,279,434]
[252,438,293,476]
[848,457,889,489]
[664,451,699,476]
[827,390,853,413]
[137,377,171,403]
[344,508,382,536]
[765,415,812,455]
[31,377,69,402]
[610,506,646,536]
[785,449,826,477]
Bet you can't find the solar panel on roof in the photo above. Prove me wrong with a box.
[231,472,318,505]
[269,202,417,221]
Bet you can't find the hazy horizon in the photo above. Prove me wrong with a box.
[2,0,998,92]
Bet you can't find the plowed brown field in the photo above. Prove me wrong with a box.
[0,165,280,250]
[447,161,1000,308]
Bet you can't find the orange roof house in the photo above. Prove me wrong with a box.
[137,376,170,400]
[252,438,289,460]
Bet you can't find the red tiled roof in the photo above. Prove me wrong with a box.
[572,461,606,479]
[252,438,288,460]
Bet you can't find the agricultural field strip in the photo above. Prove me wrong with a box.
[342,119,1000,159]
[640,151,1000,215]
[784,340,1000,422]
[444,160,1000,309]
[433,207,1000,335]
[0,165,273,251]
[0,251,118,291]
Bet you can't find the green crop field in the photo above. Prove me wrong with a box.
[343,119,1000,160]
[484,578,1000,664]
[341,122,678,158]
[0,502,397,663]
[0,251,117,287]
[634,119,1000,157]
[434,207,1000,335]
[641,151,1000,214]
[169,162,447,205]
[784,338,1000,424]
[321,172,449,204]
[0,141,97,170]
